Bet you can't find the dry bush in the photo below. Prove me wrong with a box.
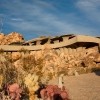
[0,54,18,85]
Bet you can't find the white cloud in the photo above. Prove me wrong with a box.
[76,0,100,22]
[11,18,23,21]
[9,12,97,37]
[1,0,99,38]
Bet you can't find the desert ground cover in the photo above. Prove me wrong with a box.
[49,71,100,100]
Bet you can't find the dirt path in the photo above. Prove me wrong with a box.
[49,72,100,100]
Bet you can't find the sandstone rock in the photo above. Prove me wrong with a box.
[59,48,64,53]
[0,55,6,62]
[12,52,22,61]
[77,47,83,52]
[74,70,79,76]
[30,51,36,55]
[68,48,73,54]
[67,68,75,76]
[94,53,100,63]
[85,47,98,56]
[34,50,42,60]
[0,33,5,40]
[63,47,68,54]
[0,32,24,45]
[72,49,77,53]
[55,49,60,55]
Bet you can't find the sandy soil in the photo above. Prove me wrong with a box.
[49,71,100,100]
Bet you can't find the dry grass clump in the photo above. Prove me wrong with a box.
[0,53,18,87]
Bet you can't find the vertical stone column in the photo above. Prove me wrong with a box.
[59,48,64,53]
[36,40,41,45]
[68,48,73,54]
[73,49,76,53]
[56,49,60,55]
[62,37,68,41]
[7,52,12,58]
[76,47,83,52]
[29,42,32,46]
[46,39,51,44]
[30,51,36,55]
[82,47,86,51]
[53,40,59,43]
[98,43,100,53]
[63,47,68,54]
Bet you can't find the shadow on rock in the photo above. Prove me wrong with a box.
[92,69,100,76]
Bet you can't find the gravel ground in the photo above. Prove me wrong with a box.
[49,71,100,100]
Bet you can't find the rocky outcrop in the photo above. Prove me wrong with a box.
[0,32,24,45]
[0,33,99,77]
[0,33,100,100]
[12,52,22,61]
[13,45,100,77]
[0,33,5,40]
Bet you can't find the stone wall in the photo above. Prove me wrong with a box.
[0,44,99,76]
[0,33,100,76]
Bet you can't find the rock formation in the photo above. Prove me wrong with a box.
[0,32,100,99]
[0,32,24,45]
[0,33,100,77]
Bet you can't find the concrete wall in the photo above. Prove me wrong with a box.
[0,35,99,52]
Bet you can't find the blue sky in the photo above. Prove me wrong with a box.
[0,0,100,40]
